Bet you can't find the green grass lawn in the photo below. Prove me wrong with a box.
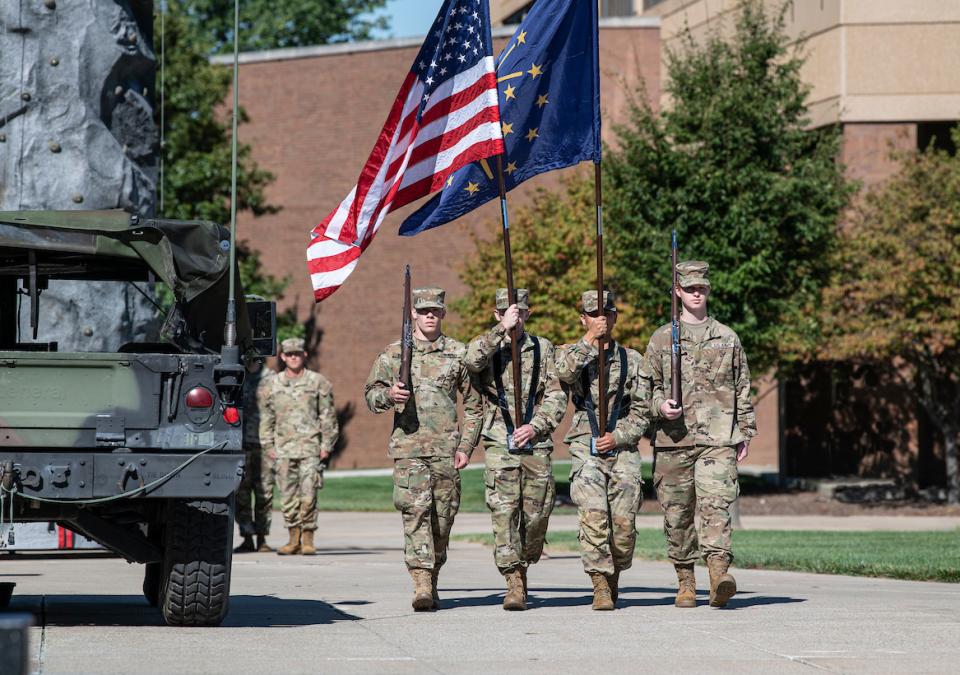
[311,463,586,513]
[455,529,960,582]
[303,461,766,513]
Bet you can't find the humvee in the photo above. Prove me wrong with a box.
[0,210,275,627]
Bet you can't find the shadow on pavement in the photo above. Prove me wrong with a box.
[721,595,806,609]
[7,594,362,627]
[440,586,805,610]
[0,573,42,577]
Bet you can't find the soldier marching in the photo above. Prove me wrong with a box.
[555,290,652,610]
[645,261,755,608]
[463,288,567,610]
[364,287,483,611]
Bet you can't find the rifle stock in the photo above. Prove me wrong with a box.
[670,230,682,407]
[399,266,413,395]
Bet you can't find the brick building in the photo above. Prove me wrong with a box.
[225,2,959,480]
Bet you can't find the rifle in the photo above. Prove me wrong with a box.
[670,230,682,408]
[398,266,413,408]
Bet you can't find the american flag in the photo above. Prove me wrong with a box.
[308,0,503,302]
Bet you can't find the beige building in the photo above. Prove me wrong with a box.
[491,0,641,26]
[644,0,960,185]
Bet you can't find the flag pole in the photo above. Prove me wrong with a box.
[594,161,607,433]
[591,1,607,434]
[495,154,525,443]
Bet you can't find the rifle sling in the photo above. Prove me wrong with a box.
[492,334,541,434]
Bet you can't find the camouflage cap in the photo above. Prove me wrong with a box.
[676,260,710,289]
[580,290,616,314]
[280,337,306,354]
[496,288,530,311]
[413,287,446,310]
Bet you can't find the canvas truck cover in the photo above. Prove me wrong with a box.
[0,209,252,352]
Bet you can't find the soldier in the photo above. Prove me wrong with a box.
[645,261,756,608]
[463,288,567,611]
[364,287,482,612]
[556,290,650,611]
[235,358,274,553]
[258,337,339,556]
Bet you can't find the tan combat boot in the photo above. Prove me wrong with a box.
[608,571,620,604]
[430,567,441,609]
[410,569,435,611]
[502,568,527,611]
[300,530,317,555]
[234,535,255,553]
[674,564,697,608]
[277,527,301,555]
[256,535,274,553]
[707,557,737,608]
[519,566,528,596]
[590,573,615,611]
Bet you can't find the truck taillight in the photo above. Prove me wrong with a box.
[185,387,214,408]
[222,406,241,425]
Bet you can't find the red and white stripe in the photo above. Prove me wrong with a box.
[309,57,503,302]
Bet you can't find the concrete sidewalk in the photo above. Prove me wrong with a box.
[3,510,959,674]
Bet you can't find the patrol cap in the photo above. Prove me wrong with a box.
[413,287,446,310]
[496,288,530,311]
[676,260,710,289]
[580,290,616,314]
[280,337,306,354]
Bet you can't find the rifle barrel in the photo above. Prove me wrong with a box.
[670,230,682,407]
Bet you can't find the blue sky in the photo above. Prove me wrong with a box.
[371,0,441,39]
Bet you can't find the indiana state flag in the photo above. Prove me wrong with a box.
[399,0,600,236]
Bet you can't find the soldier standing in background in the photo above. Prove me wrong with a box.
[464,289,567,611]
[556,290,651,611]
[235,359,274,553]
[259,337,339,556]
[645,261,756,608]
[364,288,483,612]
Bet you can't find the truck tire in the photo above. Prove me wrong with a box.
[142,562,161,607]
[159,498,234,627]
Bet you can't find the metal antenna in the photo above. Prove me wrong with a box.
[159,0,166,216]
[223,0,240,348]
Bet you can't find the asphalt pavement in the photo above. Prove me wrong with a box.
[2,511,959,674]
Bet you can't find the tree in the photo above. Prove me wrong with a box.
[157,2,299,336]
[815,130,960,502]
[178,0,388,54]
[452,176,647,346]
[604,0,854,373]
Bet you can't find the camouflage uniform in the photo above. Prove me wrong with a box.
[236,365,272,537]
[364,288,482,572]
[258,349,339,533]
[556,291,652,577]
[645,262,756,566]
[464,289,567,573]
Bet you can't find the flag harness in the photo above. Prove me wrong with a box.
[574,346,628,456]
[492,334,541,454]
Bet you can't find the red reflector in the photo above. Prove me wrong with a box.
[223,407,241,425]
[185,387,214,408]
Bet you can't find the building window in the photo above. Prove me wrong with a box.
[502,1,535,25]
[643,0,668,10]
[917,122,957,156]
[603,0,636,16]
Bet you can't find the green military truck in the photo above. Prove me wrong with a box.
[0,210,275,627]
